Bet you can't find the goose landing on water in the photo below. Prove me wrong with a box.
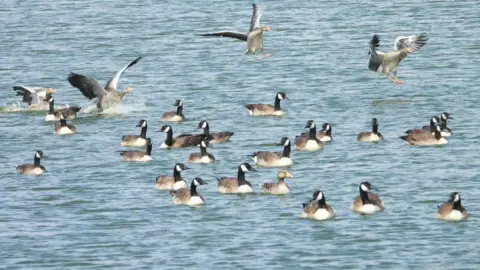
[12,86,55,111]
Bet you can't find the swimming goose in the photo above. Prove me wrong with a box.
[121,119,148,147]
[13,86,55,111]
[156,163,189,191]
[405,116,450,137]
[217,163,256,194]
[159,125,207,149]
[16,150,47,176]
[245,92,288,116]
[54,113,77,135]
[160,100,185,122]
[250,137,293,167]
[368,34,428,84]
[67,57,141,111]
[422,112,452,137]
[400,124,448,146]
[261,170,293,195]
[188,139,216,164]
[295,120,323,151]
[170,177,207,206]
[357,118,384,142]
[351,182,384,215]
[120,138,152,162]
[301,190,336,220]
[298,123,333,142]
[197,120,234,144]
[436,192,467,221]
[44,96,82,121]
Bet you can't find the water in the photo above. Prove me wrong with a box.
[1,0,479,269]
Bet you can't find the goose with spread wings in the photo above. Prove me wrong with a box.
[368,34,428,84]
[67,57,141,110]
[12,86,56,111]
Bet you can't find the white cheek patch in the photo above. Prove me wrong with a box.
[277,93,283,100]
[317,192,323,201]
[142,121,146,127]
[35,152,41,158]
[240,164,248,172]
[284,139,290,146]
[202,122,207,128]
[201,141,207,147]
[193,179,199,186]
[164,126,171,132]
[310,122,315,129]
[360,184,369,192]
[454,194,460,202]
[176,165,182,171]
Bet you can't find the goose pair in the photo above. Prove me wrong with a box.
[425,112,452,136]
[12,86,55,111]
[197,120,234,144]
[170,177,207,206]
[16,151,47,176]
[413,114,452,137]
[250,137,292,167]
[45,96,82,121]
[298,122,333,142]
[120,138,153,162]
[294,120,323,151]
[54,113,77,135]
[400,124,447,146]
[161,100,185,122]
[245,92,288,116]
[217,163,256,194]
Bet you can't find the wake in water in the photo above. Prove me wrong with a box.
[78,99,148,116]
[0,101,72,114]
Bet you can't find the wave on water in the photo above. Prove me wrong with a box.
[81,99,148,115]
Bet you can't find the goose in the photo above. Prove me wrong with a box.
[422,112,452,137]
[160,100,185,122]
[44,96,82,121]
[260,170,293,195]
[197,120,234,144]
[12,86,55,111]
[119,138,152,162]
[400,124,448,146]
[159,125,207,149]
[298,123,333,142]
[54,113,77,135]
[155,163,189,191]
[294,120,323,151]
[436,192,467,221]
[188,139,215,164]
[16,150,47,176]
[408,116,450,137]
[170,177,207,206]
[245,92,288,116]
[67,57,141,111]
[250,137,293,167]
[217,163,256,194]
[357,118,384,142]
[351,182,384,215]
[301,190,336,220]
[121,119,148,147]
[368,34,428,84]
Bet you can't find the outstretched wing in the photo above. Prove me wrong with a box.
[13,86,39,105]
[104,57,142,91]
[200,31,248,41]
[249,3,262,32]
[368,35,384,72]
[68,73,106,100]
[394,34,428,52]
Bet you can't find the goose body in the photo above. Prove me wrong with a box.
[301,190,335,220]
[155,163,188,191]
[351,182,384,215]
[251,137,292,167]
[400,125,448,146]
[13,86,55,111]
[120,138,152,162]
[121,119,148,147]
[54,113,77,135]
[161,100,185,122]
[44,97,81,121]
[159,125,207,149]
[16,151,46,176]
[357,118,384,142]
[245,92,288,116]
[261,170,293,195]
[217,163,256,194]
[197,120,234,144]
[295,120,323,151]
[170,177,207,206]
[188,140,215,164]
[436,192,467,221]
[298,123,333,142]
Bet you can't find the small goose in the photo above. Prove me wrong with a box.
[436,192,468,221]
[295,120,323,151]
[299,122,333,142]
[400,124,448,146]
[422,113,452,137]
[245,92,288,116]
[217,163,256,194]
[120,138,152,162]
[13,86,55,111]
[357,118,384,142]
[197,120,234,144]
[260,170,293,195]
[160,100,185,122]
[121,119,148,147]
[54,113,77,135]
[16,150,47,176]
[44,96,82,121]
[250,137,293,167]
[159,125,207,149]
[188,139,215,164]
[301,190,336,220]
[156,163,189,191]
[351,182,384,215]
[170,177,207,206]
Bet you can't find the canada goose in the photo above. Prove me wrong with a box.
[217,163,256,194]
[357,118,384,142]
[351,182,384,215]
[369,34,428,84]
[44,96,82,121]
[16,150,47,176]
[245,92,288,116]
[436,192,467,221]
[301,190,336,220]
[295,120,323,151]
[155,163,189,191]
[250,137,293,167]
[170,177,207,206]
[188,139,215,164]
[54,113,77,135]
[67,57,141,111]
[121,119,148,147]
[160,100,185,122]
[260,170,293,195]
[400,124,448,146]
[120,138,152,162]
[422,113,452,137]
[159,125,207,149]
[12,86,55,111]
[197,120,234,144]
[298,123,333,142]
[406,116,438,135]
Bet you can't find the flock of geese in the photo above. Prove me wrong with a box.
[11,3,466,222]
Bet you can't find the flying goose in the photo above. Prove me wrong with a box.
[188,139,216,164]
[197,120,234,144]
[159,125,207,149]
[368,34,428,84]
[12,86,55,111]
[294,120,323,151]
[245,92,288,116]
[16,150,47,176]
[156,163,189,191]
[54,113,77,135]
[357,118,384,142]
[301,190,336,220]
[436,192,467,221]
[250,137,293,167]
[260,170,293,195]
[44,96,82,121]
[400,124,448,146]
[160,100,185,122]
[67,57,141,111]
[351,182,384,215]
[121,119,148,147]
[170,177,207,206]
[120,138,152,162]
[298,122,333,142]
[217,163,256,194]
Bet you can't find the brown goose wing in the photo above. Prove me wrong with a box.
[200,31,248,41]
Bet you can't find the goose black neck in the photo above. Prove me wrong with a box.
[176,105,183,116]
[274,96,281,111]
[429,120,436,132]
[140,125,147,138]
[48,100,54,113]
[190,182,198,196]
[308,126,317,140]
[200,145,207,156]
[359,188,370,205]
[173,168,182,182]
[146,143,152,155]
[434,128,441,140]
[60,119,67,127]
[282,143,291,157]
[318,195,326,207]
[34,155,41,167]
[452,199,462,211]
[237,167,246,184]
[165,129,173,146]
[202,125,210,136]
[325,127,332,137]
[372,123,379,134]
